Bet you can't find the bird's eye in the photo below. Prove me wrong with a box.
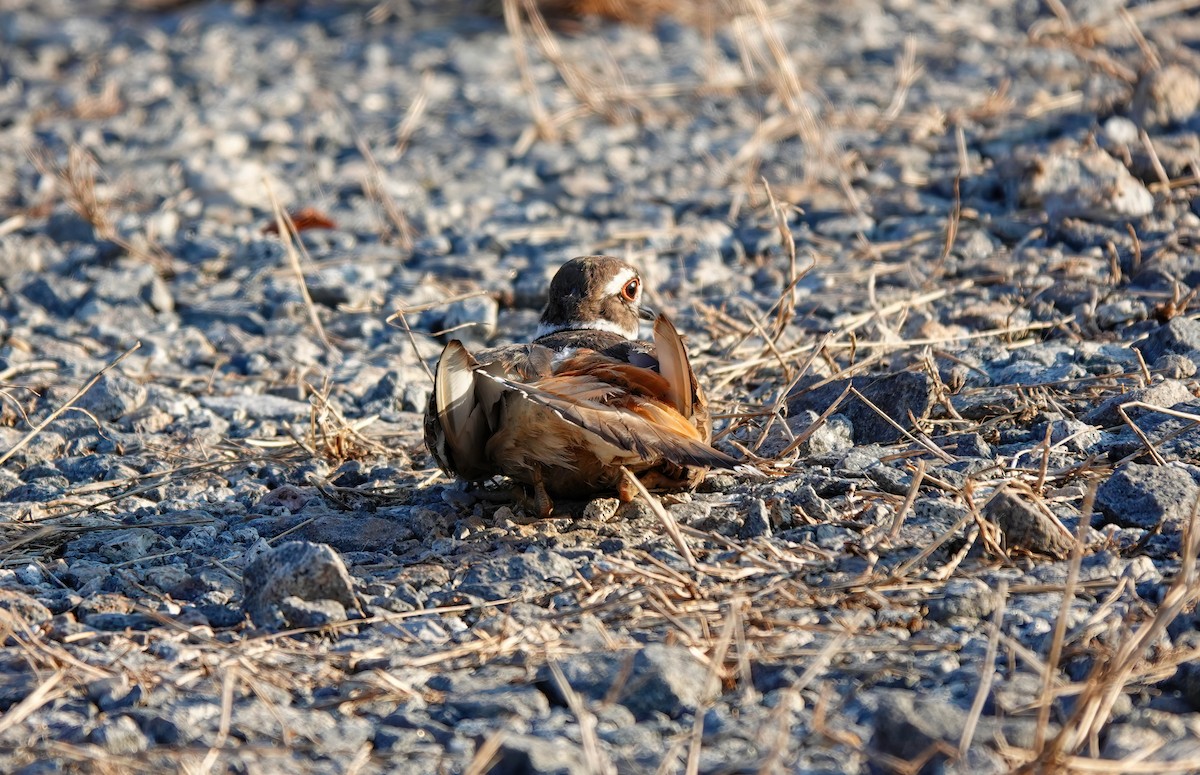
[621,278,640,302]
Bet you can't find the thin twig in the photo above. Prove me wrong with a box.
[0,343,141,469]
[622,467,698,570]
[264,177,334,355]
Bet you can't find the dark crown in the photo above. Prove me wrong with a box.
[537,256,646,340]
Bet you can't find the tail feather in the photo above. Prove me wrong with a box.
[433,341,491,479]
[652,315,693,420]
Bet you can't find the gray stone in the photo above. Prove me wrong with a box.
[1154,353,1198,380]
[457,549,577,599]
[1084,379,1195,428]
[870,692,1008,774]
[790,410,854,455]
[0,590,53,631]
[276,595,346,629]
[439,294,499,343]
[738,498,773,539]
[241,541,359,629]
[1036,418,1101,453]
[492,734,587,775]
[1180,661,1200,711]
[1102,115,1140,146]
[85,676,140,711]
[787,372,934,445]
[2,477,68,503]
[292,514,415,553]
[19,275,89,318]
[200,394,311,422]
[926,579,997,623]
[1132,64,1200,128]
[1096,462,1200,529]
[541,643,712,721]
[76,372,148,422]
[985,489,1075,558]
[88,715,149,755]
[1015,147,1153,221]
[67,528,163,564]
[814,213,875,238]
[1135,318,1200,364]
[851,372,935,443]
[440,686,551,722]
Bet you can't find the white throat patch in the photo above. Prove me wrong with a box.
[536,318,640,340]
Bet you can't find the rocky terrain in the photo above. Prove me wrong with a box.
[2,0,1200,772]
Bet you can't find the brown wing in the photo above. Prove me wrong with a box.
[473,362,741,470]
[425,341,558,481]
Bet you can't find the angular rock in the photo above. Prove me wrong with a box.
[276,595,347,628]
[985,488,1075,558]
[1096,462,1200,529]
[88,715,149,755]
[871,692,967,769]
[200,394,311,422]
[20,275,88,316]
[1085,379,1196,428]
[1132,63,1200,129]
[292,514,416,553]
[540,643,712,721]
[457,549,576,599]
[76,372,148,422]
[0,590,53,632]
[1135,318,1200,364]
[492,734,587,775]
[926,579,996,623]
[788,410,854,456]
[871,692,1012,774]
[439,686,551,722]
[1181,661,1200,711]
[0,672,38,713]
[738,498,773,539]
[439,294,499,343]
[787,371,934,445]
[242,541,359,629]
[86,676,141,712]
[1015,147,1153,221]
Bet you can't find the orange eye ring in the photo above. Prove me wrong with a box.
[621,278,640,302]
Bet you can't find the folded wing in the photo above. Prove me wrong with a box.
[472,365,741,470]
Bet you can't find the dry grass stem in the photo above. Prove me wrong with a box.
[264,177,334,355]
[958,580,1007,758]
[0,342,141,470]
[548,660,615,775]
[686,600,741,775]
[1032,503,1084,739]
[352,132,416,250]
[622,467,699,569]
[30,145,176,275]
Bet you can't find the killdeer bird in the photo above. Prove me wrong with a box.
[424,255,740,517]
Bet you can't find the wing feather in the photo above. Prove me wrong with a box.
[652,315,693,420]
[471,369,741,470]
[433,340,491,479]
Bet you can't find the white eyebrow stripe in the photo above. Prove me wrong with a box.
[600,267,639,299]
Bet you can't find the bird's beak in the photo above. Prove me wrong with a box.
[638,305,657,321]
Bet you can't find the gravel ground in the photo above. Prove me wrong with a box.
[2,0,1200,772]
